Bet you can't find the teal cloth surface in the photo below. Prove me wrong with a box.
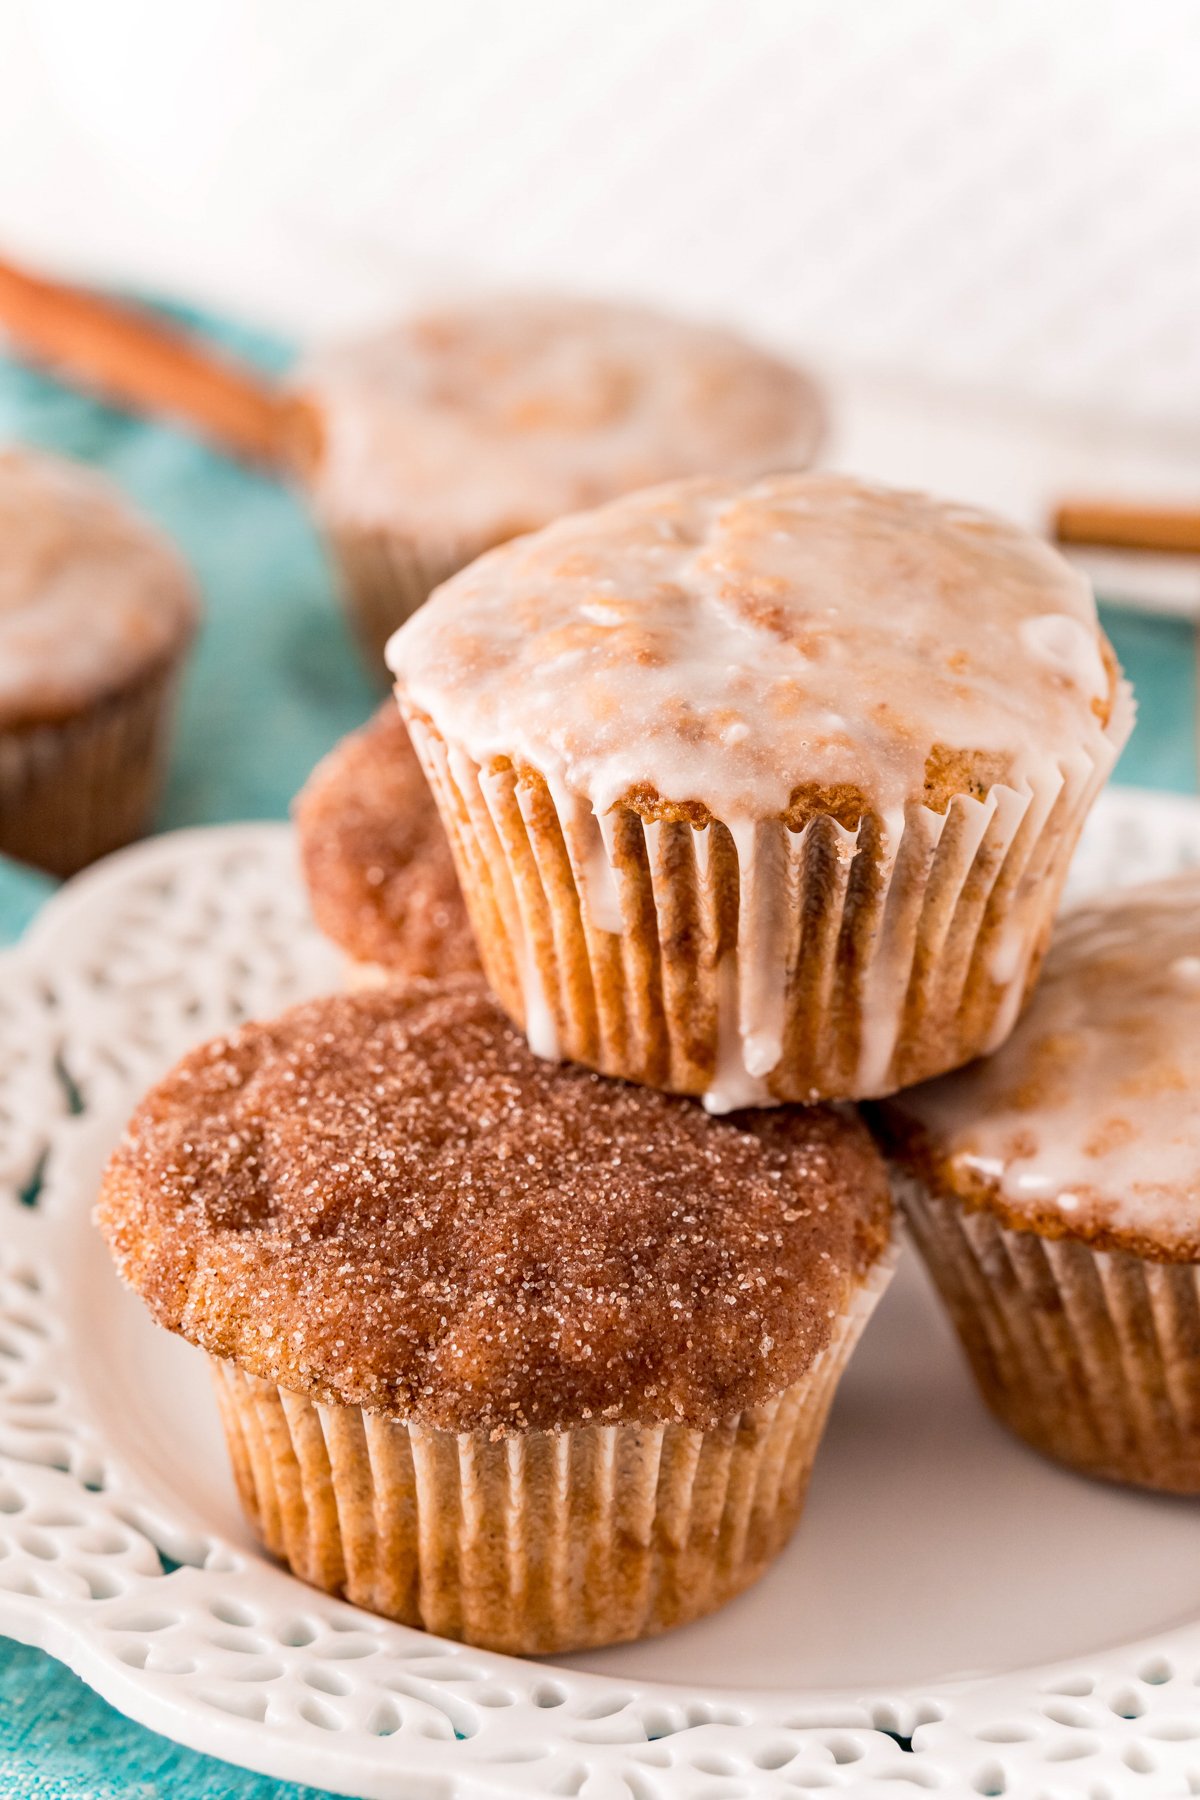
[0,1641,329,1800]
[1098,602,1198,795]
[0,311,1196,1797]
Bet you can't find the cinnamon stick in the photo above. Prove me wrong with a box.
[0,256,321,475]
[1053,499,1200,557]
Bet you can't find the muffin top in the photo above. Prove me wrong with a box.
[0,447,198,729]
[878,871,1200,1260]
[389,473,1128,825]
[96,981,891,1434]
[294,705,477,979]
[302,295,823,542]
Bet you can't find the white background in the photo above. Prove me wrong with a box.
[0,0,1198,556]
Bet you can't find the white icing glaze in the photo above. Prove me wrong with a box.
[704,953,773,1114]
[1018,611,1110,694]
[303,296,823,541]
[390,472,1121,826]
[0,447,198,728]
[1172,954,1200,988]
[889,869,1200,1250]
[516,947,560,1062]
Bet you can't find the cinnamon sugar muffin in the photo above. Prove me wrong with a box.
[388,472,1132,1110]
[0,447,198,875]
[96,981,893,1653]
[294,705,477,986]
[877,870,1200,1493]
[301,295,824,671]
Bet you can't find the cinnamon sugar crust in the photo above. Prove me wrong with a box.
[294,706,477,978]
[96,982,891,1434]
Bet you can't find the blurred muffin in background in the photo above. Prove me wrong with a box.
[294,703,478,986]
[301,294,825,672]
[0,447,198,877]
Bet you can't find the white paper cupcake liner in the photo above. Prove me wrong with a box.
[210,1250,894,1654]
[899,1175,1200,1494]
[403,687,1132,1107]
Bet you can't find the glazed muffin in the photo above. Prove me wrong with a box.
[877,870,1200,1493]
[300,295,824,671]
[0,447,198,876]
[294,705,477,986]
[388,472,1132,1110]
[96,980,893,1653]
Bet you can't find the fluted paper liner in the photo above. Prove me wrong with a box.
[210,1254,893,1654]
[900,1177,1200,1494]
[0,661,185,878]
[402,691,1132,1106]
[322,519,486,677]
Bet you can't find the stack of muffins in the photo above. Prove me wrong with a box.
[102,428,1199,1661]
